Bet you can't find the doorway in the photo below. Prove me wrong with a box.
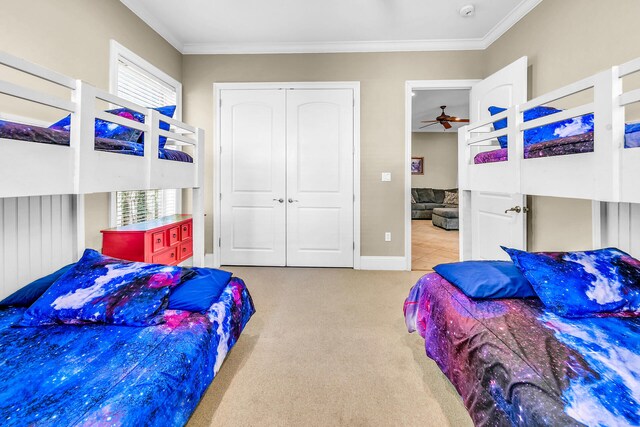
[404,80,479,271]
[214,82,361,268]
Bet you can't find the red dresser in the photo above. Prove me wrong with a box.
[101,215,193,266]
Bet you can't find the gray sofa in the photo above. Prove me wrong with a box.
[411,188,458,220]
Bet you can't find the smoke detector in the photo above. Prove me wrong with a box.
[459,5,475,17]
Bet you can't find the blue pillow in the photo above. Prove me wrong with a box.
[0,264,74,308]
[433,260,536,299]
[503,246,640,317]
[167,267,233,312]
[490,105,568,149]
[135,105,176,149]
[20,249,194,327]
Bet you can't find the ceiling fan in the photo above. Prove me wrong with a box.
[420,105,469,130]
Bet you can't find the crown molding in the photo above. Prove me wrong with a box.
[481,0,544,48]
[122,0,542,55]
[182,38,487,55]
[120,0,184,52]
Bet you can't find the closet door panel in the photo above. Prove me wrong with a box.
[220,90,286,266]
[286,89,354,267]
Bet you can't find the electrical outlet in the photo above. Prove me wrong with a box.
[385,232,391,242]
[381,172,391,182]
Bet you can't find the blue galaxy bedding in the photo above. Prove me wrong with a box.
[0,120,193,163]
[0,277,254,427]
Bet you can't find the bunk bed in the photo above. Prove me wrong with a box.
[459,56,640,204]
[0,51,255,426]
[405,57,640,425]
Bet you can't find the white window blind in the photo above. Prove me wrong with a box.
[113,50,181,227]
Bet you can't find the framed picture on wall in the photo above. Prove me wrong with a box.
[411,157,424,175]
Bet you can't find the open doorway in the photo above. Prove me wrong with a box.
[405,81,478,271]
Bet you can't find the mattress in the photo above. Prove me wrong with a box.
[404,272,640,426]
[0,277,254,427]
[0,119,193,163]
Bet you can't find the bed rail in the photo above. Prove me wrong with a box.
[459,58,640,204]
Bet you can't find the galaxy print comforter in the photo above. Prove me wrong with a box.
[0,120,193,163]
[474,129,640,164]
[404,273,640,427]
[0,277,254,427]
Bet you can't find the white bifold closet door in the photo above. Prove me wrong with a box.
[220,88,354,267]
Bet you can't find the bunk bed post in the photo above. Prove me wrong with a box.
[146,109,160,189]
[71,80,96,194]
[593,66,624,202]
[458,125,472,261]
[75,194,86,260]
[192,128,205,267]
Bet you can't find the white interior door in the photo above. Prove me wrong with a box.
[220,90,287,266]
[286,89,354,267]
[465,57,528,260]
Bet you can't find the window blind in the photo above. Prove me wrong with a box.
[114,56,180,227]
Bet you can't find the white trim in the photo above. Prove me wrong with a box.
[122,0,541,55]
[118,0,185,52]
[213,82,361,269]
[404,80,480,271]
[183,39,486,55]
[108,40,184,226]
[0,113,49,127]
[359,256,406,271]
[482,0,543,48]
[204,253,215,268]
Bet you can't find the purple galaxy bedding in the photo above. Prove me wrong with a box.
[474,130,640,164]
[404,272,640,427]
[0,120,193,163]
[0,277,254,426]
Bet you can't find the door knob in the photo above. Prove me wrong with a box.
[288,198,299,203]
[504,206,529,214]
[273,198,284,203]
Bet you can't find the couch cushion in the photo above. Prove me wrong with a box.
[431,189,446,204]
[415,188,435,203]
[433,207,459,219]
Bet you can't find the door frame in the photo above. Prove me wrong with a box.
[213,82,361,269]
[404,80,480,271]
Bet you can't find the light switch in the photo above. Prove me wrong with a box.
[381,172,391,182]
[385,232,391,242]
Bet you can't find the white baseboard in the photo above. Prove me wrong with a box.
[204,253,215,268]
[359,256,407,271]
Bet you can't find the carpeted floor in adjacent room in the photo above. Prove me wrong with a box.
[187,267,473,427]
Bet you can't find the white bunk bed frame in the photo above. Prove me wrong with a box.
[459,56,640,204]
[0,51,205,290]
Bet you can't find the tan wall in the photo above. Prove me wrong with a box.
[182,52,484,256]
[1,0,182,250]
[411,132,458,190]
[484,0,640,251]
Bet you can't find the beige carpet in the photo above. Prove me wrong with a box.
[187,267,472,427]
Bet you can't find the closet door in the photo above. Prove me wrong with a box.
[220,90,287,266]
[286,89,354,267]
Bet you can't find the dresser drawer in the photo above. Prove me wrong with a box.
[152,247,178,265]
[168,226,180,246]
[152,231,165,253]
[179,239,193,260]
[180,222,192,241]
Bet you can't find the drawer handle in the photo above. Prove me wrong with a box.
[170,253,175,258]
[183,227,187,231]
[156,238,161,243]
[173,233,177,238]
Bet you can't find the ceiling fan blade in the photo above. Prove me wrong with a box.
[419,122,439,129]
[420,120,439,123]
[448,117,470,123]
[442,121,453,130]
